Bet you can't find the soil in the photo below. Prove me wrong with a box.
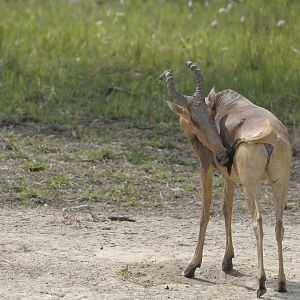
[0,200,299,300]
[0,123,299,299]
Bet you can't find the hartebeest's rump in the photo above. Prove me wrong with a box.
[158,62,291,298]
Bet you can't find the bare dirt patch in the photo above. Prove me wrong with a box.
[0,122,299,299]
[0,205,299,299]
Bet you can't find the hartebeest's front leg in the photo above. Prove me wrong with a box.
[183,165,213,278]
[222,178,235,272]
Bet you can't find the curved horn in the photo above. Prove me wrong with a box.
[158,69,190,104]
[186,61,204,99]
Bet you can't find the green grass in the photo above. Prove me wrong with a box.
[79,149,114,162]
[14,184,49,204]
[0,0,299,128]
[126,150,152,165]
[81,185,142,207]
[23,160,50,172]
[47,175,72,188]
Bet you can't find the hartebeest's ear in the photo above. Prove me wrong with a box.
[205,87,216,108]
[166,101,188,117]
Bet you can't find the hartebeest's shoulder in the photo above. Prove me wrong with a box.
[211,89,290,150]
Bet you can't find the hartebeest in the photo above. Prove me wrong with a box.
[158,61,291,298]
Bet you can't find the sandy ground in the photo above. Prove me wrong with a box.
[0,204,299,300]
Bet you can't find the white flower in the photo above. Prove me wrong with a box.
[221,47,229,52]
[75,57,81,62]
[188,0,192,7]
[219,3,233,14]
[211,20,218,27]
[291,47,299,54]
[116,12,125,17]
[277,20,285,27]
[226,2,233,12]
[96,20,103,26]
[240,16,245,23]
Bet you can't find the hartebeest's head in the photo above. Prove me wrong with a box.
[158,61,228,166]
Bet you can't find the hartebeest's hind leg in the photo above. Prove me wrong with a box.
[270,179,288,292]
[242,183,266,298]
[183,164,213,278]
[222,178,235,271]
[236,143,268,298]
[266,141,291,293]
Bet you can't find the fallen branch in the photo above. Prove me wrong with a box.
[62,204,91,212]
[109,216,135,222]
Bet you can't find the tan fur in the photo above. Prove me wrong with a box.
[166,90,291,296]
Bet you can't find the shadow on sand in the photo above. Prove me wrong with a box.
[191,267,300,299]
[232,277,300,299]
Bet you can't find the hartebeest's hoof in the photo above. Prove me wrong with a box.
[222,256,233,272]
[182,265,197,278]
[256,288,267,298]
[256,275,266,298]
[278,281,287,293]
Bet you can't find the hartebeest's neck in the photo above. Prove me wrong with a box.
[189,104,227,162]
[159,61,229,166]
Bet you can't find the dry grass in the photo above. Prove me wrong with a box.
[0,122,299,223]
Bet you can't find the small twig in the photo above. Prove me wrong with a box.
[109,216,135,222]
[62,204,91,212]
[103,86,139,97]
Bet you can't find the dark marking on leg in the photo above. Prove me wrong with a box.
[264,143,273,167]
[222,256,233,272]
[278,281,287,293]
[257,275,266,298]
